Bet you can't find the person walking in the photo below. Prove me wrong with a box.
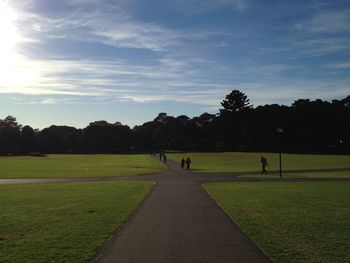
[186,157,192,170]
[163,154,167,164]
[181,158,185,169]
[260,156,268,174]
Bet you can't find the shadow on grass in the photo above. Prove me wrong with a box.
[239,167,350,178]
[191,168,205,172]
[0,153,47,157]
[29,153,47,157]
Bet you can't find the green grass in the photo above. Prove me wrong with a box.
[204,182,350,263]
[0,154,165,179]
[168,152,350,175]
[244,170,350,179]
[0,181,153,263]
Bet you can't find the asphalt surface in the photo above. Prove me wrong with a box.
[1,159,350,263]
[92,160,272,263]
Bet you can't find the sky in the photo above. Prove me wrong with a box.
[1,0,350,128]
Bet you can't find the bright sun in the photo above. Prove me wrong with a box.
[0,1,40,90]
[0,1,19,54]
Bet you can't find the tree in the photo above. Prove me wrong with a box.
[154,113,168,123]
[83,121,131,152]
[0,93,349,154]
[21,125,37,153]
[218,90,253,149]
[39,125,79,153]
[341,95,350,108]
[220,90,252,114]
[0,116,22,153]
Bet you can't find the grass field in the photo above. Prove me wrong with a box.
[245,170,350,178]
[0,154,165,179]
[0,181,153,263]
[204,182,350,263]
[168,152,350,176]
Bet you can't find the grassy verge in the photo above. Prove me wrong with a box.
[0,181,153,263]
[203,182,350,263]
[0,154,165,179]
[168,152,350,176]
[243,170,350,178]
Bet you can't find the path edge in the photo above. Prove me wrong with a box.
[201,182,275,263]
[90,180,157,263]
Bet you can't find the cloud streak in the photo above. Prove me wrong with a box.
[167,0,249,14]
[1,0,349,127]
[15,0,227,52]
[295,10,350,33]
[2,52,349,110]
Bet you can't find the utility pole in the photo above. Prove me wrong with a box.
[276,128,284,177]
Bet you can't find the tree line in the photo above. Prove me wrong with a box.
[1,90,349,155]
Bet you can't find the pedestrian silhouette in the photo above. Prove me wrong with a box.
[181,158,185,169]
[186,157,192,170]
[260,156,268,174]
[163,154,167,164]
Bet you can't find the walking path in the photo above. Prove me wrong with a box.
[92,160,272,263]
[1,160,350,262]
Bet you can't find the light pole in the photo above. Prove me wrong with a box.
[276,128,284,177]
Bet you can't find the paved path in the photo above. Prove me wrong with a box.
[1,160,350,263]
[89,161,349,263]
[92,160,272,263]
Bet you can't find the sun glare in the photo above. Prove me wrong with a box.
[0,1,40,90]
[0,1,19,54]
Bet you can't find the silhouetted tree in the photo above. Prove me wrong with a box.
[218,90,253,149]
[21,125,37,154]
[340,95,350,108]
[83,121,131,152]
[62,129,83,152]
[0,92,349,154]
[133,121,158,151]
[0,116,22,154]
[39,125,79,153]
[154,112,168,123]
[220,90,252,114]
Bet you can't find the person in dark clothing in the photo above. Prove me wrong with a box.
[163,154,167,163]
[260,156,268,174]
[181,158,185,169]
[186,157,192,170]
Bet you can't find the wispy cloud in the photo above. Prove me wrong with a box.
[168,0,249,14]
[295,10,350,33]
[3,0,350,121]
[14,1,226,52]
[0,54,233,106]
[3,51,349,110]
[283,36,350,58]
[94,23,199,51]
[326,61,350,69]
[11,96,78,105]
[240,79,350,106]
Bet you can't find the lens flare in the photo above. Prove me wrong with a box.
[0,1,40,90]
[0,1,19,54]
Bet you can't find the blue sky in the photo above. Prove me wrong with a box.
[1,0,350,128]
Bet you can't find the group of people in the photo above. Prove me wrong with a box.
[152,152,192,169]
[154,152,267,174]
[181,157,192,170]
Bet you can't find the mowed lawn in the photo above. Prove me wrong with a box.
[246,170,350,179]
[204,182,350,263]
[0,154,166,179]
[168,152,350,177]
[0,181,153,263]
